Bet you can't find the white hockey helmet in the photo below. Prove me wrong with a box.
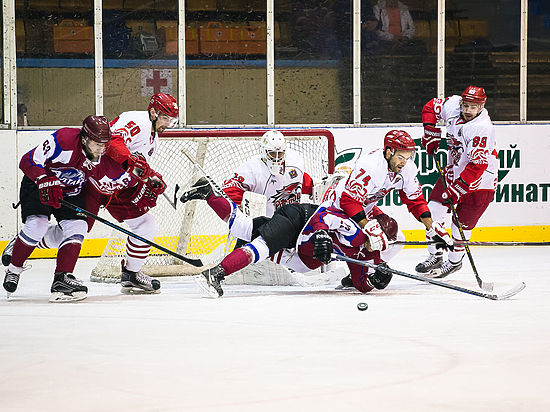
[260,130,286,175]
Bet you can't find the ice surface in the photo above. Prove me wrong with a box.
[1,247,549,411]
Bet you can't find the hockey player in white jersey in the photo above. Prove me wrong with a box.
[416,85,498,278]
[220,130,313,217]
[324,129,453,287]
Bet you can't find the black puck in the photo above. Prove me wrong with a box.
[357,302,368,311]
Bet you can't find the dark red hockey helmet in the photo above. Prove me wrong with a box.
[82,115,112,143]
[384,130,415,152]
[461,85,487,105]
[148,93,179,118]
[374,213,398,241]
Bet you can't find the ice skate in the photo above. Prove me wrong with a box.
[49,272,88,302]
[335,274,354,290]
[120,262,161,294]
[179,177,213,203]
[415,252,443,276]
[2,236,16,267]
[194,264,225,298]
[431,259,463,279]
[3,268,20,297]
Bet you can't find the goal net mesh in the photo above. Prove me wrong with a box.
[90,129,335,284]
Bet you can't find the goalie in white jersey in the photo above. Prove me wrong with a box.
[417,85,498,278]
[324,129,453,287]
[221,130,313,218]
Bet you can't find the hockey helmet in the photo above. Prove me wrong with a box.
[384,130,415,152]
[461,85,487,105]
[374,213,398,241]
[148,93,179,127]
[82,115,112,144]
[260,130,287,175]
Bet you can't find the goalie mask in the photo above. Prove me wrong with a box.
[260,130,286,175]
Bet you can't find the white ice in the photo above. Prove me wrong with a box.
[1,247,549,412]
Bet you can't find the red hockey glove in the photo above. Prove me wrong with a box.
[130,172,167,209]
[362,219,389,251]
[126,153,151,181]
[148,171,167,196]
[426,221,454,251]
[311,230,333,264]
[442,177,469,205]
[37,175,63,209]
[422,125,442,156]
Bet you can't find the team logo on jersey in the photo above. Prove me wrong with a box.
[289,169,297,179]
[89,174,132,195]
[271,182,302,209]
[52,168,86,191]
[365,188,392,205]
[447,133,463,164]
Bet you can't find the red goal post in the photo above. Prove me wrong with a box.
[90,128,335,282]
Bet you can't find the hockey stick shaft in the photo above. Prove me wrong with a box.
[434,158,493,291]
[331,254,525,300]
[161,184,180,210]
[392,240,550,247]
[60,199,204,267]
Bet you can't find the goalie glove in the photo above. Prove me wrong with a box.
[362,219,389,251]
[126,153,151,181]
[311,230,333,265]
[37,175,63,209]
[422,125,441,156]
[366,263,393,290]
[426,221,453,251]
[442,177,469,205]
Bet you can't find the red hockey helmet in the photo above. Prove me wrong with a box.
[384,130,415,152]
[461,85,487,105]
[82,115,112,144]
[374,213,398,241]
[148,93,179,118]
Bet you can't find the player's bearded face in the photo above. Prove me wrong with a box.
[83,138,108,161]
[461,101,483,121]
[155,112,178,133]
[388,149,413,173]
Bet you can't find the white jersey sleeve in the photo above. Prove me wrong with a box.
[110,111,156,162]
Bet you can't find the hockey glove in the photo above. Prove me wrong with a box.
[312,230,333,264]
[362,219,389,251]
[131,173,166,209]
[422,125,442,156]
[442,177,469,205]
[426,221,453,251]
[37,175,63,209]
[148,171,167,196]
[126,153,151,181]
[366,263,393,290]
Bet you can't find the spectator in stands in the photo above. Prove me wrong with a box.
[362,0,380,55]
[373,0,418,52]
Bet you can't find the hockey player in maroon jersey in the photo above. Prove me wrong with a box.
[2,116,136,302]
[180,178,397,297]
[416,85,498,278]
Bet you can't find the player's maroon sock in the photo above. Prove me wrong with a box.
[55,243,82,273]
[220,248,253,276]
[10,237,36,268]
[207,194,233,222]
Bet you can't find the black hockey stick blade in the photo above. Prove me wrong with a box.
[331,254,526,300]
[61,199,204,267]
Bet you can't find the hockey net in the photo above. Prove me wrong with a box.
[90,129,335,284]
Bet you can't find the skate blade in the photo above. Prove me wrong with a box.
[49,291,87,303]
[120,286,161,295]
[193,275,221,298]
[334,284,355,290]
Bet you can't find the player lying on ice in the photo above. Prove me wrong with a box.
[181,178,404,298]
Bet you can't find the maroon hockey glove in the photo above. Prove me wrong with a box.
[312,230,333,264]
[442,177,469,205]
[37,175,63,209]
[126,153,151,181]
[422,125,441,156]
[366,263,393,290]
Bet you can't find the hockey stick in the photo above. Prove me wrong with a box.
[60,199,204,267]
[392,240,550,247]
[161,183,180,210]
[331,254,526,300]
[434,158,494,292]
